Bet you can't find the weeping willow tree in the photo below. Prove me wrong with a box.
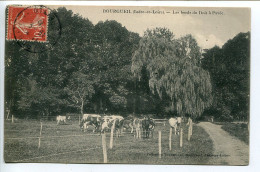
[131,28,212,118]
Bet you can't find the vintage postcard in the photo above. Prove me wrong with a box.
[4,5,250,165]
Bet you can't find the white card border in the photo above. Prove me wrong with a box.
[0,1,259,172]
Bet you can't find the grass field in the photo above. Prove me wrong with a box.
[4,119,213,164]
[221,123,249,145]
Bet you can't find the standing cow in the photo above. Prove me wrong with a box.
[142,117,155,138]
[169,117,182,135]
[56,115,70,125]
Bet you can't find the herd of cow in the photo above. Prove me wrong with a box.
[56,114,188,138]
[79,114,156,138]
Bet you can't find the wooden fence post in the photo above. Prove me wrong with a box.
[6,110,10,120]
[38,122,43,149]
[190,121,193,136]
[188,125,191,141]
[12,115,14,123]
[139,128,141,139]
[158,131,162,158]
[169,127,172,150]
[180,128,183,148]
[110,120,115,149]
[102,133,108,163]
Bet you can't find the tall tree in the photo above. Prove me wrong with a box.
[132,28,212,118]
[202,32,250,121]
[65,72,95,116]
[91,20,140,114]
[5,7,96,118]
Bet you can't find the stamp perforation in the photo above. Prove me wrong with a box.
[6,5,49,43]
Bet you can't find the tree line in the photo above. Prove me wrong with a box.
[201,32,250,121]
[5,7,250,121]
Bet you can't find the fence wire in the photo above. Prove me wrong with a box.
[5,120,192,163]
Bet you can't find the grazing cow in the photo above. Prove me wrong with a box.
[169,117,182,135]
[122,119,134,133]
[142,117,155,138]
[80,114,101,132]
[133,118,142,138]
[100,115,124,135]
[56,115,70,125]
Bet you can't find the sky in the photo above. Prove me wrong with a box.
[54,6,250,49]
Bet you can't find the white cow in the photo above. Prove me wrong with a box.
[169,117,182,135]
[56,115,70,125]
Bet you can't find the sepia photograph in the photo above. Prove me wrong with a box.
[3,5,250,165]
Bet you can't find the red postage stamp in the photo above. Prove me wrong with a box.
[7,6,48,42]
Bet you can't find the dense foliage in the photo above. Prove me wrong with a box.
[5,8,140,119]
[132,28,212,118]
[5,8,250,121]
[201,32,250,121]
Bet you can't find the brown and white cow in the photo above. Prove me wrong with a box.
[122,119,134,133]
[142,117,155,138]
[100,116,114,133]
[100,115,124,136]
[100,115,124,137]
[80,114,101,132]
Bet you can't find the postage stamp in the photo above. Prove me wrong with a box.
[6,5,61,53]
[7,6,48,42]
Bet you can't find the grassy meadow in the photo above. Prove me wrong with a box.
[4,119,213,164]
